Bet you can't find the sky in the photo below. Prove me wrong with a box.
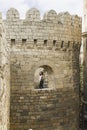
[0,0,83,19]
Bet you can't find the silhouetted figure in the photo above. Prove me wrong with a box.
[39,71,44,89]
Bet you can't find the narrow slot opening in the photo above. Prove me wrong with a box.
[61,41,64,48]
[22,39,26,44]
[44,40,47,46]
[11,39,15,46]
[34,39,37,44]
[53,40,56,46]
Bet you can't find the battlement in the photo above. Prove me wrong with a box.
[5,8,81,25]
[2,8,82,51]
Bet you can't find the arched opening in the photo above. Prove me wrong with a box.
[34,65,54,89]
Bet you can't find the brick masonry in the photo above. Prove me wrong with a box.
[10,88,79,130]
[0,8,82,130]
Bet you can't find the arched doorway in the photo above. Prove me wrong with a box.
[34,65,54,89]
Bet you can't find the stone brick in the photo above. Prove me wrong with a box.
[0,8,82,130]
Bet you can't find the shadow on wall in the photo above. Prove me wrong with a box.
[34,65,54,89]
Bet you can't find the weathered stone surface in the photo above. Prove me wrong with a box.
[0,13,10,130]
[0,8,82,130]
[10,88,79,130]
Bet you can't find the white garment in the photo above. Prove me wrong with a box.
[39,75,43,82]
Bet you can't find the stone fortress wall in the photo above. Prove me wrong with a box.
[4,8,82,89]
[0,8,82,130]
[0,13,10,130]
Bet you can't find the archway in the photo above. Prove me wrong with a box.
[34,65,54,89]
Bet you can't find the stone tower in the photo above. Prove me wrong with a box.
[0,8,81,130]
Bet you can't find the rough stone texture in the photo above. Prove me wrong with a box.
[10,88,79,130]
[0,13,10,130]
[0,8,82,130]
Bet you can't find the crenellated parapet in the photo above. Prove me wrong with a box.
[26,8,40,21]
[5,8,81,26]
[43,10,58,23]
[6,8,19,21]
[3,8,82,51]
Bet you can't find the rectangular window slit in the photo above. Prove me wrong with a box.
[53,40,56,46]
[22,39,26,44]
[11,39,15,46]
[34,39,37,44]
[61,41,64,48]
[44,40,47,46]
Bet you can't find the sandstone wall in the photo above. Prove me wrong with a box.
[0,13,10,130]
[9,46,80,130]
[10,88,79,130]
[4,8,82,130]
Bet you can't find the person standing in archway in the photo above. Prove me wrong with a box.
[39,71,44,89]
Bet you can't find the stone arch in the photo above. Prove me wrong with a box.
[6,8,19,21]
[32,60,55,89]
[25,8,40,21]
[43,10,57,23]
